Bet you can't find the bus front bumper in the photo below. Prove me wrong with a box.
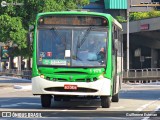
[32,76,111,96]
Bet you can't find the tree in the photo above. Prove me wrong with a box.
[0,0,89,69]
[0,0,90,56]
[115,16,127,23]
[129,11,160,21]
[0,14,27,53]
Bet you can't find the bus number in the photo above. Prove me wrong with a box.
[90,69,101,73]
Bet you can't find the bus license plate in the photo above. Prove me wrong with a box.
[64,85,77,90]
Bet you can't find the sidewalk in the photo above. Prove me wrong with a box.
[0,76,31,87]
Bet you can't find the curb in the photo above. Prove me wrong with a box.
[0,84,13,87]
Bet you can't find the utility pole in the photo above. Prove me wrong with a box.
[127,2,130,70]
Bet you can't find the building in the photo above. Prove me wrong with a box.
[84,0,160,69]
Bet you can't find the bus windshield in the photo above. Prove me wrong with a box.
[37,26,108,67]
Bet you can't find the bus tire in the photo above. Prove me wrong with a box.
[112,93,119,102]
[41,95,52,108]
[101,96,111,108]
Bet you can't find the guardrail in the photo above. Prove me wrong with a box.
[123,68,160,83]
[0,69,32,79]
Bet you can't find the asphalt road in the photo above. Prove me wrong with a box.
[0,76,160,120]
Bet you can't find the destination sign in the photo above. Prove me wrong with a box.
[38,15,108,26]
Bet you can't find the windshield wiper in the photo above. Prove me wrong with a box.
[75,27,93,61]
[77,27,93,48]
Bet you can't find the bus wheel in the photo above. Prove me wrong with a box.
[112,93,119,102]
[41,95,52,108]
[101,96,111,108]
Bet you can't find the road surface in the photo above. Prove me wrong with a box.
[0,76,160,120]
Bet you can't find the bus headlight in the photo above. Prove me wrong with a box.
[40,74,45,79]
[98,74,104,79]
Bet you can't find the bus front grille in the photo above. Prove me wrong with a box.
[45,77,98,82]
[44,87,97,93]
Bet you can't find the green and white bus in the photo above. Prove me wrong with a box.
[32,11,123,108]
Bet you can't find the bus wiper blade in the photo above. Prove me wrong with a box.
[78,26,93,48]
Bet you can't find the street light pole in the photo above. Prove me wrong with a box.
[127,2,130,70]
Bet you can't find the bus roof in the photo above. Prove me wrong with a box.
[113,18,123,30]
[37,11,122,30]
[37,11,112,17]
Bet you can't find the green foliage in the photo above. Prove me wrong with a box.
[42,0,66,12]
[115,16,127,23]
[116,10,160,23]
[130,11,160,21]
[0,0,89,57]
[148,11,160,18]
[0,15,27,48]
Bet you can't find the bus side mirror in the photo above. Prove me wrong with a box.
[27,32,33,45]
[29,25,34,31]
[114,39,118,50]
[28,25,34,44]
[112,39,118,55]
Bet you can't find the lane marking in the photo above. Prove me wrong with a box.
[111,106,125,109]
[1,102,41,107]
[61,109,68,111]
[141,105,160,120]
[136,98,160,111]
[1,104,19,107]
